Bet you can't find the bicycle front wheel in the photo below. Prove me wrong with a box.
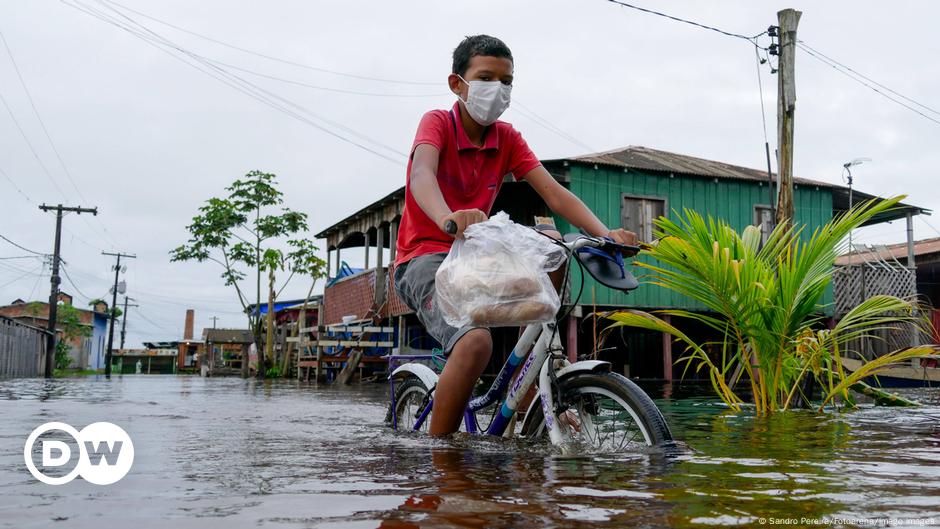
[520,371,672,449]
[388,376,432,433]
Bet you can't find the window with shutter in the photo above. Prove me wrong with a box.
[754,205,774,245]
[621,194,666,242]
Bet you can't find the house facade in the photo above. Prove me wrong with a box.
[314,146,925,379]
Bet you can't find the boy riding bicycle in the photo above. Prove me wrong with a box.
[394,35,637,436]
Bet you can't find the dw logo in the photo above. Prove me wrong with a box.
[23,422,134,485]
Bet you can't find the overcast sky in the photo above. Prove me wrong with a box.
[1,0,937,347]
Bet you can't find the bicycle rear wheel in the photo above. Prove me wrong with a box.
[388,376,432,432]
[520,371,672,449]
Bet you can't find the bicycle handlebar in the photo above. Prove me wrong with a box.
[444,219,639,256]
[444,219,458,235]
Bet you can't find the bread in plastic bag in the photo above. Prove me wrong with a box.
[435,212,567,328]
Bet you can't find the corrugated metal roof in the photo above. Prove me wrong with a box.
[550,145,835,188]
[835,237,940,265]
[203,328,253,343]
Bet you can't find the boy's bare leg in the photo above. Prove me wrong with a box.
[429,328,492,436]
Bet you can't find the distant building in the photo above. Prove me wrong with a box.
[0,293,109,370]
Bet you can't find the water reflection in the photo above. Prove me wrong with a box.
[0,376,937,528]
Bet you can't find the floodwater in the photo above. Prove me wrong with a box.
[1,376,938,529]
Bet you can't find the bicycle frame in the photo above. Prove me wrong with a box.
[388,233,632,438]
[390,319,566,436]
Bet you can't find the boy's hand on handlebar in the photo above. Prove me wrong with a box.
[441,209,487,238]
[606,228,640,255]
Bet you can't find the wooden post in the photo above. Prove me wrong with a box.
[774,8,801,228]
[662,314,673,381]
[375,225,386,308]
[364,231,371,269]
[335,247,341,275]
[326,248,332,280]
[315,302,323,382]
[389,220,399,264]
[567,314,578,363]
[906,211,916,268]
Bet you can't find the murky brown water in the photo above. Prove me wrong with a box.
[1,376,938,528]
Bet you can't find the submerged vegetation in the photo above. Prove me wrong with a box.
[606,196,937,414]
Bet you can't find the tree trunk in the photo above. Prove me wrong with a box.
[260,266,275,379]
[241,315,251,379]
[282,278,317,377]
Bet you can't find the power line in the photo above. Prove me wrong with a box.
[0,232,46,256]
[798,40,939,117]
[0,27,120,248]
[60,262,93,301]
[0,263,43,289]
[796,42,940,127]
[605,0,764,42]
[0,83,69,199]
[100,0,440,86]
[27,259,46,301]
[511,101,598,154]
[62,0,406,164]
[211,59,448,98]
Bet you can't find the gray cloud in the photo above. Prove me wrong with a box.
[1,0,937,346]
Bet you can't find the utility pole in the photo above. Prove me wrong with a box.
[211,316,219,329]
[103,251,136,378]
[39,204,97,378]
[118,296,139,351]
[774,8,801,228]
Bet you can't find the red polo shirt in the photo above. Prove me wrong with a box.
[395,102,542,265]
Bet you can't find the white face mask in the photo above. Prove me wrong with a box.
[457,75,511,126]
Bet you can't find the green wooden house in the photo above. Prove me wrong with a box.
[316,146,925,379]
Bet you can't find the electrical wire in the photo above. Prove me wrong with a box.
[0,232,46,256]
[796,42,940,127]
[132,305,179,334]
[100,0,440,86]
[605,0,765,42]
[753,46,771,148]
[27,259,46,300]
[62,0,406,164]
[198,58,448,98]
[0,263,44,289]
[60,263,94,301]
[511,101,599,154]
[0,83,69,199]
[0,28,120,249]
[0,164,37,204]
[798,40,939,117]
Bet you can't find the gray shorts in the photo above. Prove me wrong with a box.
[393,224,560,354]
[394,252,478,353]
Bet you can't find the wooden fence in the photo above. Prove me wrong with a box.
[0,316,47,377]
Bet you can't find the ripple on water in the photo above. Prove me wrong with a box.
[0,377,938,528]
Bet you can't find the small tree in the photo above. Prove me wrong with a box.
[170,170,326,379]
[53,303,91,372]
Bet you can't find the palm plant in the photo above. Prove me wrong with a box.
[605,195,937,414]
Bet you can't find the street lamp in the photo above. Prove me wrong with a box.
[843,158,871,265]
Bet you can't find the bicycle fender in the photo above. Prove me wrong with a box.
[390,362,439,390]
[555,360,611,381]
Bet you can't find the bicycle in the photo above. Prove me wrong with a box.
[387,226,673,451]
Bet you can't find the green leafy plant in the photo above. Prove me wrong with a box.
[170,170,326,379]
[52,303,91,372]
[605,196,937,414]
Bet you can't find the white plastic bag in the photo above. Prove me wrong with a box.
[435,212,567,328]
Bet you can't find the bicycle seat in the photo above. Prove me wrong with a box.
[564,234,640,292]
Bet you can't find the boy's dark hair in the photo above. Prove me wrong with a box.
[452,35,513,77]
